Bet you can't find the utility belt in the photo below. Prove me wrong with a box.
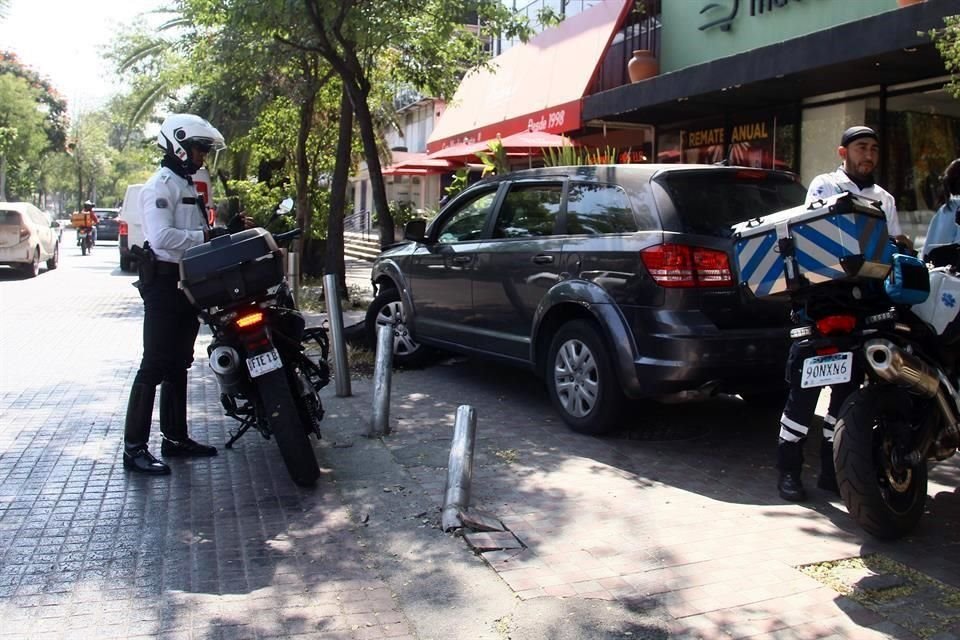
[132,241,180,288]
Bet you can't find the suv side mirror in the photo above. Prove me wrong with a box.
[404,219,427,242]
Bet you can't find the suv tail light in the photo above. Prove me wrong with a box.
[119,220,128,236]
[19,224,30,242]
[640,244,734,288]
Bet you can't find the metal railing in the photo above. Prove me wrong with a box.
[343,209,374,242]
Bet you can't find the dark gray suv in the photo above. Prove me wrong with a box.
[367,164,807,434]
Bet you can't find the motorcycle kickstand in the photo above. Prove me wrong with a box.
[226,416,255,449]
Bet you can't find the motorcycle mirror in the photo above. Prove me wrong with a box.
[277,198,294,215]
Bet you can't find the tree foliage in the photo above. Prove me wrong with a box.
[933,15,960,100]
[0,73,49,200]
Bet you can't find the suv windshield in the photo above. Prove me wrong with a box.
[658,170,807,237]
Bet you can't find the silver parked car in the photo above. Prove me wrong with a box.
[0,202,60,277]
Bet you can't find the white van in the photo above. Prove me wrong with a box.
[118,183,144,272]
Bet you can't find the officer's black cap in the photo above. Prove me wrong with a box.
[841,126,878,147]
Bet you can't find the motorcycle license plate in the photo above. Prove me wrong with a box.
[800,352,853,388]
[246,348,282,378]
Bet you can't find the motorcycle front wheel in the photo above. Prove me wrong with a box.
[256,368,320,487]
[834,386,928,540]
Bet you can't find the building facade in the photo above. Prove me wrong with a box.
[428,0,960,245]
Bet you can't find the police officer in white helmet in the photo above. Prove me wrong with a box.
[121,113,226,474]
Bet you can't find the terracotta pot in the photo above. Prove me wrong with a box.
[627,50,658,83]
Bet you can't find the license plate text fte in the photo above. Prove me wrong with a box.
[246,349,282,378]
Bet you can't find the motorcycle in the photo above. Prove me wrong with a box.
[179,199,330,487]
[791,248,960,539]
[77,226,94,255]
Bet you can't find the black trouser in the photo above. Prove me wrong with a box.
[125,263,199,448]
[779,339,863,447]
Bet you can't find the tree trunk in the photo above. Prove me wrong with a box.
[328,87,352,298]
[346,83,394,248]
[295,86,316,255]
[0,154,7,202]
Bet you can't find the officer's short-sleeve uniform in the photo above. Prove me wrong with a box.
[805,167,902,236]
[140,166,206,264]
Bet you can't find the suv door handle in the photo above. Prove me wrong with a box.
[452,255,472,265]
[532,254,554,264]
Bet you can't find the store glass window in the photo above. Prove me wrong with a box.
[655,109,797,172]
[875,87,960,248]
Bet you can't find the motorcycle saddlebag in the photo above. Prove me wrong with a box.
[180,227,283,309]
[912,267,960,342]
[884,253,929,305]
[732,192,892,298]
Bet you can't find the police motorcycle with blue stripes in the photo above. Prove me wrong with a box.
[733,192,960,539]
[178,199,330,487]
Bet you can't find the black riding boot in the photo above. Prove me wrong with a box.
[123,383,170,475]
[777,438,807,502]
[159,376,217,458]
[817,437,839,494]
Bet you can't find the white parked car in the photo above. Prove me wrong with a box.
[0,202,60,277]
[118,184,144,272]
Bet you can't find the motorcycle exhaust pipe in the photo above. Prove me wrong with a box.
[864,339,939,397]
[209,345,244,392]
[864,339,960,459]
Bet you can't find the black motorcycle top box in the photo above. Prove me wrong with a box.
[180,228,283,308]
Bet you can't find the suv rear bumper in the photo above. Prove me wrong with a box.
[622,327,790,398]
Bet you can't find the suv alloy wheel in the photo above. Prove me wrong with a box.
[365,287,428,367]
[546,319,624,434]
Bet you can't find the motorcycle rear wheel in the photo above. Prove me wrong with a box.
[834,386,928,540]
[256,368,320,487]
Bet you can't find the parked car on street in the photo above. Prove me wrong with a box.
[367,164,808,434]
[117,184,144,272]
[0,202,60,277]
[93,208,121,242]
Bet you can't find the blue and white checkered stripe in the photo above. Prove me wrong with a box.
[792,213,888,283]
[736,233,787,297]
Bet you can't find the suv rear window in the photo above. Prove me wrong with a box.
[658,170,806,237]
[0,211,22,225]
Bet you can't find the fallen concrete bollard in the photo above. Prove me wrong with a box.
[441,405,477,532]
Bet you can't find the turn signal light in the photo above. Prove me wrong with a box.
[815,315,856,336]
[236,311,265,328]
[640,244,733,288]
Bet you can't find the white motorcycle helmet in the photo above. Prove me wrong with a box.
[157,113,226,172]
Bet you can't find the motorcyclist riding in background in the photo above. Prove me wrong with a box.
[77,200,99,246]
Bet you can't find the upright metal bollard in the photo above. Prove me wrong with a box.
[369,323,394,437]
[323,273,352,397]
[287,250,300,308]
[441,405,477,532]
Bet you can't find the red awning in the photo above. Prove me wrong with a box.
[428,131,577,162]
[426,0,630,153]
[382,152,463,175]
